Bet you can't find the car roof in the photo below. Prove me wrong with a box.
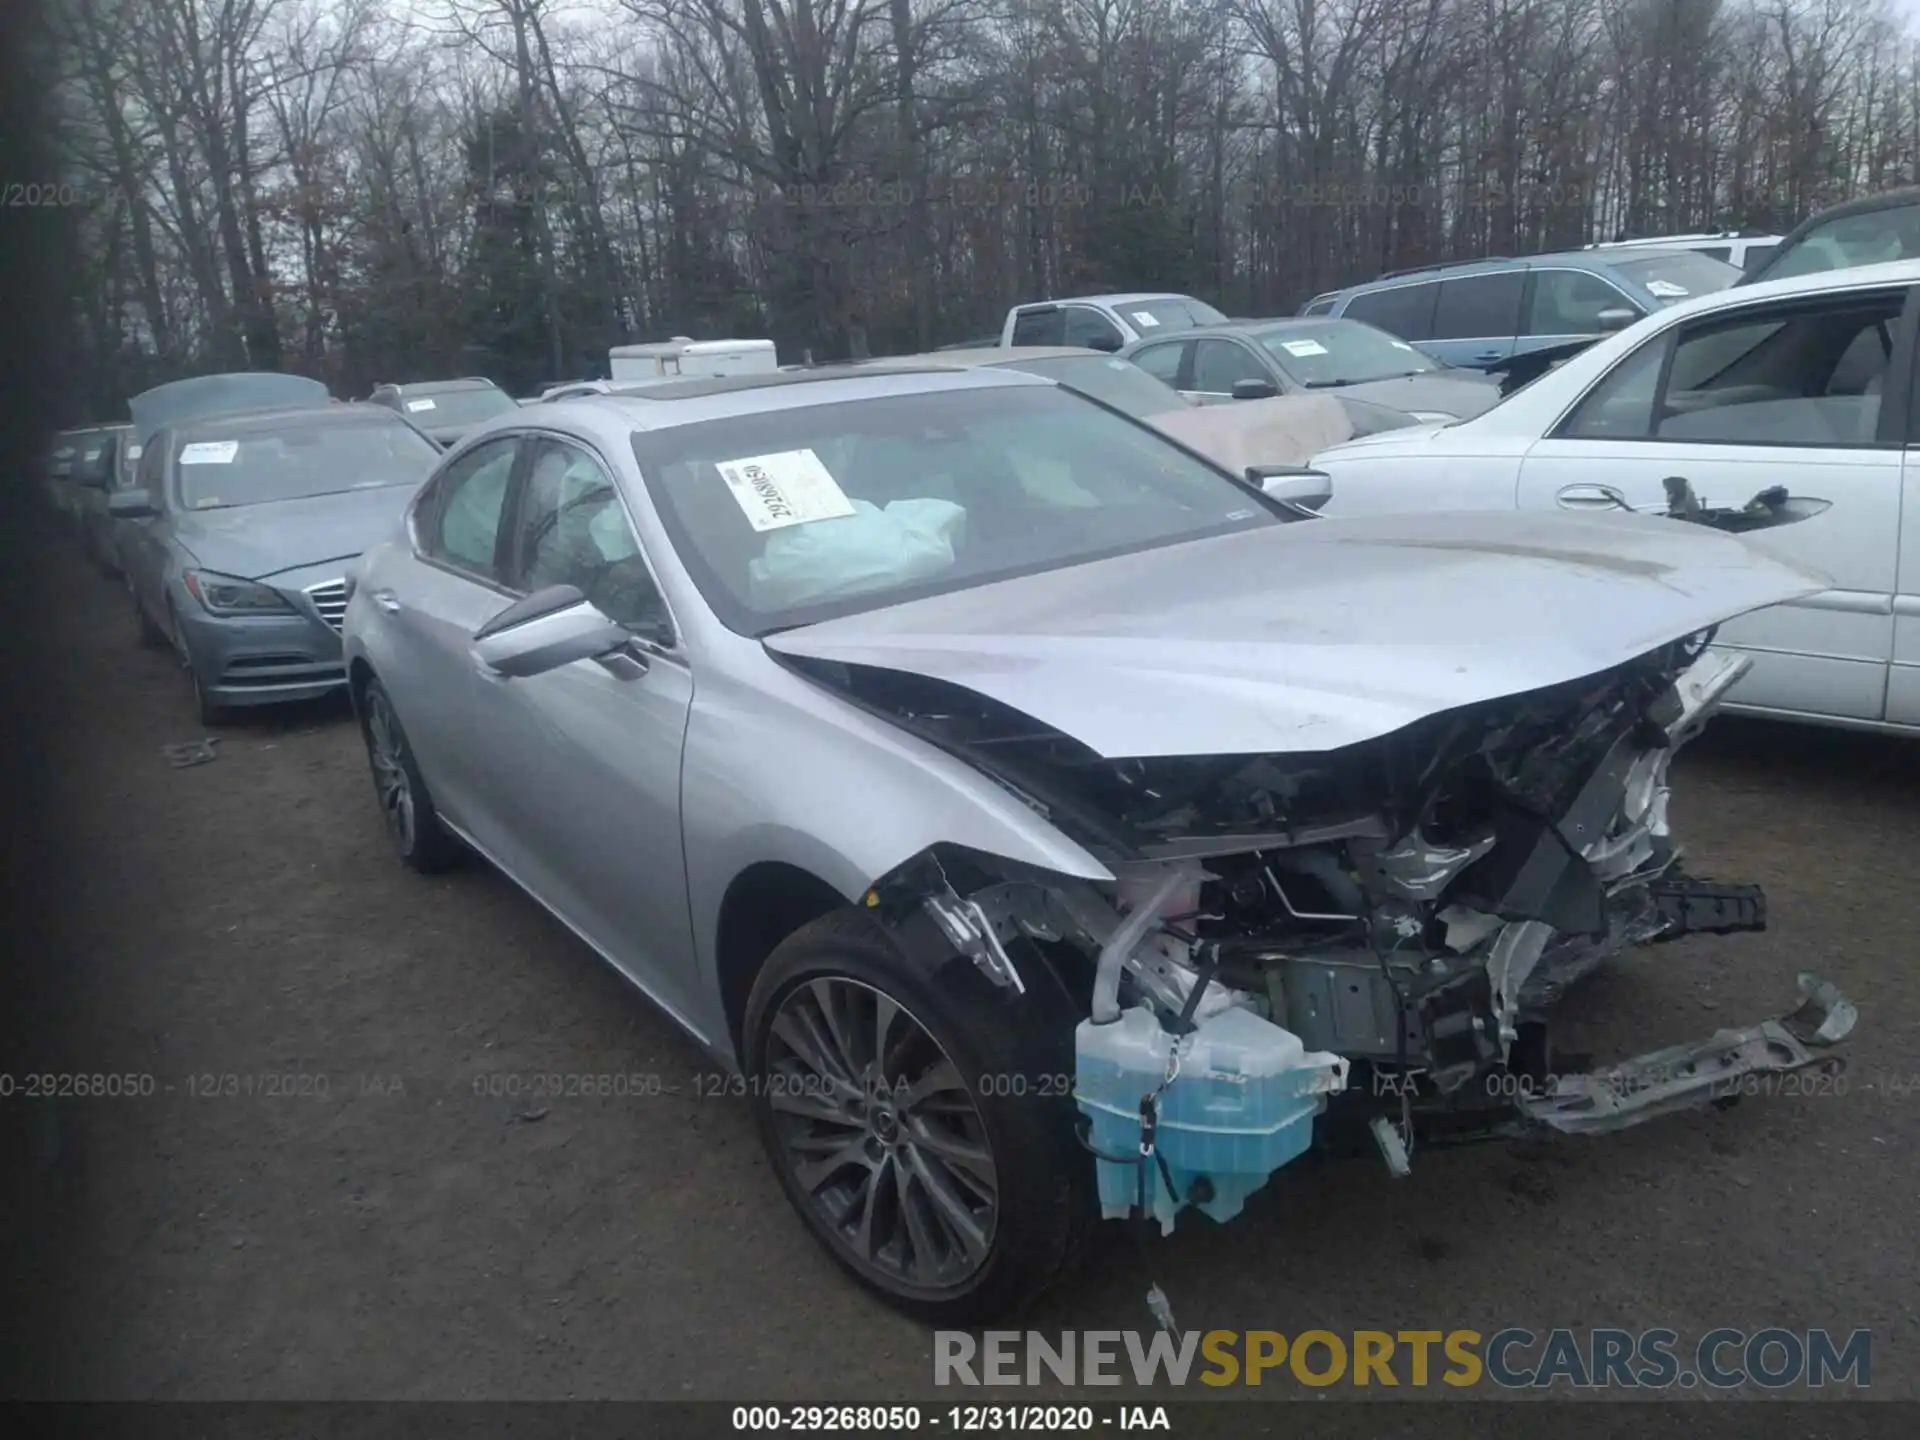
[526,365,1050,441]
[173,403,419,443]
[1015,292,1194,309]
[869,345,1108,366]
[381,377,503,394]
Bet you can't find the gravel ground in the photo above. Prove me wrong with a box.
[3,505,1915,1405]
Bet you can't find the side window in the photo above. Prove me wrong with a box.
[1010,307,1065,346]
[1344,281,1438,341]
[1558,339,1667,439]
[1131,341,1187,386]
[1062,306,1125,351]
[1191,339,1271,394]
[1560,290,1904,447]
[1430,272,1525,340]
[1302,296,1337,316]
[138,439,169,509]
[1696,246,1732,263]
[1526,270,1638,336]
[510,440,672,639]
[423,437,519,577]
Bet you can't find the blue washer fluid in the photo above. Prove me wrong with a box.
[1075,1004,1350,1234]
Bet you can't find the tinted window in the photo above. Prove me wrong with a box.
[400,387,517,428]
[1301,296,1337,316]
[1191,339,1272,393]
[1062,307,1125,350]
[1256,319,1439,386]
[1130,341,1187,386]
[631,385,1281,635]
[1526,270,1637,336]
[1741,243,1777,272]
[996,355,1186,419]
[425,437,519,576]
[512,440,672,638]
[172,418,439,510]
[1429,272,1524,340]
[1009,308,1065,346]
[1695,246,1732,263]
[1343,281,1438,341]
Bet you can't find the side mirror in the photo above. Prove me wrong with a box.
[471,583,632,679]
[1248,465,1333,516]
[1596,307,1638,333]
[1087,333,1123,354]
[108,490,156,519]
[1231,378,1280,401]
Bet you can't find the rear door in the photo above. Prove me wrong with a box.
[1342,279,1441,361]
[369,434,528,829]
[1516,281,1916,724]
[1128,338,1191,391]
[1426,271,1526,369]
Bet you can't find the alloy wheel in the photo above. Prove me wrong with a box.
[764,977,998,1291]
[365,691,417,855]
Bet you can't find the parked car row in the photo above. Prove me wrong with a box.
[35,323,1865,1327]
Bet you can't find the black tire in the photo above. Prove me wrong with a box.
[190,667,232,728]
[743,908,1093,1325]
[358,676,463,873]
[133,587,165,649]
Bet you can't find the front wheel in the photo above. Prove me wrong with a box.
[358,677,463,873]
[743,910,1091,1325]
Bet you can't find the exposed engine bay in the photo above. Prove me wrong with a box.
[829,626,1857,1233]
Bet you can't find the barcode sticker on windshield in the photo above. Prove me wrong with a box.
[1132,312,1162,328]
[1646,280,1688,298]
[127,444,142,458]
[1280,339,1329,357]
[405,398,437,412]
[715,448,857,532]
[179,441,238,465]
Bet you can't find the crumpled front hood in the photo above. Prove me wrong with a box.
[174,485,416,581]
[767,509,1828,759]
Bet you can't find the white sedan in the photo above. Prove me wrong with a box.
[1310,257,1920,734]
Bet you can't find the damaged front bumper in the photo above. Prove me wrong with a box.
[1513,973,1857,1136]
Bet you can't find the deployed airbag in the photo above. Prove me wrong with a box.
[749,498,966,608]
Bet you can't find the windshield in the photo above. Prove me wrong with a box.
[399,387,516,428]
[631,384,1279,635]
[1255,319,1439,386]
[994,355,1187,419]
[1758,203,1920,283]
[172,419,440,510]
[1606,252,1741,305]
[1125,297,1229,332]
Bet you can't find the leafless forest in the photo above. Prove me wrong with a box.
[39,0,1920,408]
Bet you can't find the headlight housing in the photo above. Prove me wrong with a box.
[183,570,294,616]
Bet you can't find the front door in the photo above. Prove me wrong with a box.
[1516,282,1916,724]
[465,434,702,1029]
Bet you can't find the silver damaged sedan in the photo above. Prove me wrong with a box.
[343,365,1859,1323]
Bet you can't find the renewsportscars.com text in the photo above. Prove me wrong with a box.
[934,1327,1872,1390]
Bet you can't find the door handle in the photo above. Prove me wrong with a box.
[369,588,402,614]
[1556,482,1634,511]
[1474,350,1503,363]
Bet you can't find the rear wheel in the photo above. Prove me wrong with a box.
[743,910,1091,1325]
[359,677,462,872]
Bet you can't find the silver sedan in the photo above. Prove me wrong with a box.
[343,365,1855,1323]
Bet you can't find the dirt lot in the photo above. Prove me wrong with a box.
[3,502,1917,1404]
